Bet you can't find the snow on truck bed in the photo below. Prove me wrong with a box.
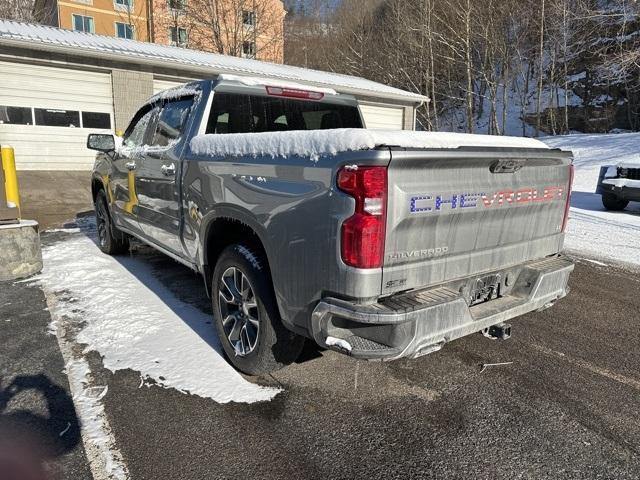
[190,129,549,160]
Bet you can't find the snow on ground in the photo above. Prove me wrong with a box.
[542,133,640,267]
[36,226,280,404]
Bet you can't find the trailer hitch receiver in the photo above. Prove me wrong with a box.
[482,323,512,340]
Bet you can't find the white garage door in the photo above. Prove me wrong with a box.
[0,61,114,170]
[359,103,405,130]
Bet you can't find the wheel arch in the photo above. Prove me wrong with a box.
[91,174,106,203]
[200,206,274,298]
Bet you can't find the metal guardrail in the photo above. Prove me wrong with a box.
[1,146,20,224]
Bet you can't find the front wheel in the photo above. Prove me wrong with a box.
[212,244,304,375]
[602,193,629,211]
[95,189,129,255]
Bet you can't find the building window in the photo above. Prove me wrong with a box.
[242,41,256,59]
[168,0,185,11]
[242,10,256,28]
[169,27,188,47]
[0,106,33,125]
[34,108,80,127]
[72,14,94,33]
[114,0,133,8]
[116,22,135,39]
[82,112,112,129]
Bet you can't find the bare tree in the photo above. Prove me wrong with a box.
[188,0,284,61]
[283,0,640,135]
[5,0,54,23]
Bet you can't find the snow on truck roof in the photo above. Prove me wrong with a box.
[190,129,550,162]
[0,20,426,104]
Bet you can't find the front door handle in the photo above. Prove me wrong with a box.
[125,161,136,171]
[161,163,176,176]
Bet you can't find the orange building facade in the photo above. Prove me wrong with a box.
[36,0,285,63]
[149,0,285,63]
[47,0,151,41]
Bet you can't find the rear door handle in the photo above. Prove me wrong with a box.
[161,163,176,176]
[125,161,136,171]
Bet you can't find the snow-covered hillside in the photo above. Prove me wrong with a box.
[542,133,640,267]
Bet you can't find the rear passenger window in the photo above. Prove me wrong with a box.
[205,93,362,134]
[151,97,195,147]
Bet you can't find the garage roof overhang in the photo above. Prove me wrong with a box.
[0,20,429,106]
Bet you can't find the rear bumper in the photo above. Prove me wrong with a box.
[598,182,640,202]
[596,166,640,201]
[311,255,574,360]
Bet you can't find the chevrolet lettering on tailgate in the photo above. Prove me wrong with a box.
[410,186,566,213]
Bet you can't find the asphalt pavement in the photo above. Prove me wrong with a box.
[2,228,640,479]
[0,277,92,479]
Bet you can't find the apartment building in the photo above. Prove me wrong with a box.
[34,0,285,63]
[151,0,285,63]
[34,0,151,40]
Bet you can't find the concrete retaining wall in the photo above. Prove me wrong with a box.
[0,220,43,281]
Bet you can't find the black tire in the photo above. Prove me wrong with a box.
[94,189,130,255]
[212,244,304,375]
[602,193,629,211]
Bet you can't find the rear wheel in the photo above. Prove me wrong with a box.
[602,193,628,211]
[95,189,129,255]
[212,244,304,375]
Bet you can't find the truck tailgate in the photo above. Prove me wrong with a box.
[382,148,573,294]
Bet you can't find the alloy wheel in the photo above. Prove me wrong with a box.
[218,266,260,356]
[96,200,108,247]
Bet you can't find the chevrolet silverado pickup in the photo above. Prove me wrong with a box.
[88,77,575,375]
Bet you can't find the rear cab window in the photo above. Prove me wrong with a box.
[205,92,363,134]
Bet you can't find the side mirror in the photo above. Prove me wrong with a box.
[87,133,116,153]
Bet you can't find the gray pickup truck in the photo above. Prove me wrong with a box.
[88,77,575,375]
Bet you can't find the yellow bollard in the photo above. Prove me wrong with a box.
[1,146,21,216]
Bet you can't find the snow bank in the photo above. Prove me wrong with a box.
[542,133,640,268]
[37,229,280,403]
[190,129,549,161]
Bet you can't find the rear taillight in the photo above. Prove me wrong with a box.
[561,164,574,233]
[337,166,387,268]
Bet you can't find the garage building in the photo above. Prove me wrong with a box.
[0,19,427,171]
